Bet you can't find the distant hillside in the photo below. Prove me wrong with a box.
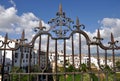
[85,53,120,57]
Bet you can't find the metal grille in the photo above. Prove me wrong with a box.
[0,4,120,81]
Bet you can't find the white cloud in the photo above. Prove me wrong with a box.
[9,0,16,8]
[99,18,120,40]
[0,6,18,33]
[0,5,50,42]
[1,4,120,57]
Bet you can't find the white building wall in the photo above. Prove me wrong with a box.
[14,47,36,68]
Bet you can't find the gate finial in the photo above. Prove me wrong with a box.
[76,16,80,26]
[93,29,103,42]
[20,30,27,42]
[111,33,114,43]
[59,3,63,15]
[39,20,43,30]
[4,33,8,43]
[21,29,25,40]
[74,17,85,30]
[108,33,119,48]
[34,20,46,32]
[97,29,100,38]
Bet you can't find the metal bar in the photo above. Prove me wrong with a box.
[37,35,41,81]
[64,39,66,81]
[28,73,30,81]
[19,74,20,81]
[55,39,57,81]
[112,49,115,71]
[20,45,23,69]
[46,35,50,68]
[79,33,81,66]
[28,48,32,73]
[10,71,109,75]
[71,35,75,81]
[79,33,83,81]
[88,45,91,81]
[46,75,48,81]
[46,35,49,81]
[38,35,41,66]
[112,49,116,81]
[1,44,6,81]
[28,48,32,81]
[88,45,91,70]
[105,50,107,67]
[105,50,108,81]
[11,51,14,81]
[37,75,39,81]
[12,50,14,67]
[106,72,108,81]
[97,45,100,81]
[97,45,100,67]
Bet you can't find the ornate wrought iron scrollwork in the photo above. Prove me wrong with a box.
[93,29,103,43]
[0,33,18,81]
[108,33,119,48]
[92,29,104,70]
[48,4,74,39]
[0,30,31,81]
[73,17,85,30]
[34,20,46,32]
[0,33,16,49]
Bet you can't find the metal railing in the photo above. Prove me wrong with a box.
[0,4,120,81]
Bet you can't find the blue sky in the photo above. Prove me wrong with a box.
[1,0,120,57]
[0,0,120,33]
[0,0,120,46]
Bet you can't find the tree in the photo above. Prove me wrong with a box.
[66,64,75,72]
[79,63,88,72]
[116,61,120,71]
[10,66,35,81]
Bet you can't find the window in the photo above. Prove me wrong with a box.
[26,54,28,58]
[23,60,25,63]
[24,47,26,52]
[15,53,18,58]
[27,48,29,53]
[21,54,24,58]
[30,54,32,58]
[15,60,17,63]
[7,67,9,71]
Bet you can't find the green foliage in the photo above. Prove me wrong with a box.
[58,67,64,72]
[66,64,75,72]
[59,74,81,81]
[74,74,82,81]
[10,66,35,81]
[12,74,34,81]
[82,73,90,81]
[79,63,88,72]
[116,61,120,71]
[101,65,113,74]
[66,75,73,81]
[90,73,98,81]
[31,64,41,72]
[10,66,23,73]
[59,73,98,81]
[116,72,120,81]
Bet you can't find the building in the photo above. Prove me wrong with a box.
[13,30,37,72]
[14,44,36,72]
[49,51,113,70]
